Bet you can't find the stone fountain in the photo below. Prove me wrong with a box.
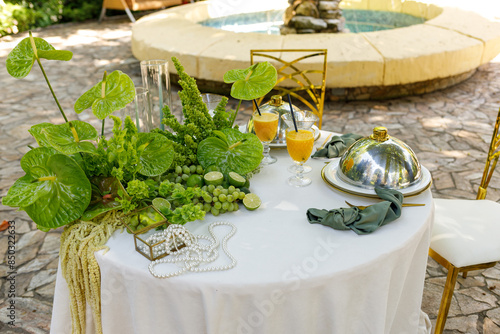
[282,0,346,34]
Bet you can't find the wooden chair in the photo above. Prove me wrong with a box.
[250,49,327,129]
[99,0,184,23]
[429,108,500,333]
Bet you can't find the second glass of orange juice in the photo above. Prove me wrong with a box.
[253,109,279,165]
[282,110,319,187]
[285,128,315,186]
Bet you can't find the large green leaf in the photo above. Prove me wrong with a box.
[29,123,54,147]
[74,70,135,120]
[3,147,57,207]
[137,133,174,176]
[6,37,72,79]
[44,120,98,154]
[81,176,129,221]
[197,128,263,175]
[2,147,91,228]
[223,62,277,100]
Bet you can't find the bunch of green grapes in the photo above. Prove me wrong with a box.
[200,184,247,216]
[164,164,205,186]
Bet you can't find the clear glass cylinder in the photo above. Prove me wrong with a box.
[140,60,172,131]
[121,87,153,132]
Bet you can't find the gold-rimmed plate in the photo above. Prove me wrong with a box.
[321,159,432,198]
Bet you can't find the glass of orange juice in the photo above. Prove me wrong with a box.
[282,111,319,187]
[253,109,279,165]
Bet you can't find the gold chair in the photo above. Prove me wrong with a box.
[429,108,500,333]
[250,49,327,129]
[99,0,183,23]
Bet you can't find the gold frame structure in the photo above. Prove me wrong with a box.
[250,49,328,129]
[121,206,171,261]
[429,108,500,334]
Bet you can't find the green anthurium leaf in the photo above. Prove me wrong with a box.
[81,176,129,221]
[44,120,98,154]
[6,37,71,79]
[20,146,58,177]
[37,49,73,61]
[74,70,135,120]
[2,174,49,207]
[223,62,277,100]
[137,133,174,176]
[3,147,57,207]
[3,148,91,228]
[29,122,55,147]
[197,128,263,175]
[23,154,91,228]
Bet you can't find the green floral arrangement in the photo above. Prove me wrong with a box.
[2,31,277,334]
[2,33,278,231]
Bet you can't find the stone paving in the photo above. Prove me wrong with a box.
[1,8,500,334]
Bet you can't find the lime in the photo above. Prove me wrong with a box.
[228,172,246,187]
[205,165,221,173]
[152,198,171,214]
[242,193,261,211]
[186,174,205,188]
[204,171,224,186]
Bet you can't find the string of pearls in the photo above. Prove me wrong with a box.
[148,222,237,278]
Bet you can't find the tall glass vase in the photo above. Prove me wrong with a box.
[121,87,153,132]
[140,60,172,131]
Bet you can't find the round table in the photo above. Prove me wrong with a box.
[51,131,433,334]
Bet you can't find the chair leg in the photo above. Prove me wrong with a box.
[123,7,136,23]
[99,6,106,23]
[462,271,468,279]
[434,265,460,334]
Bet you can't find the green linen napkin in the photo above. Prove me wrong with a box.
[311,133,364,158]
[306,188,403,235]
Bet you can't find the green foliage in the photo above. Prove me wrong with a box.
[31,120,98,155]
[157,180,207,225]
[74,71,135,120]
[6,36,72,78]
[158,57,235,170]
[81,176,129,221]
[126,179,149,201]
[197,128,263,175]
[60,0,102,22]
[0,3,35,36]
[224,62,277,100]
[1,0,103,37]
[2,147,92,229]
[82,116,174,182]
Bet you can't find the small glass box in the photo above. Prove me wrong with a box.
[121,206,172,261]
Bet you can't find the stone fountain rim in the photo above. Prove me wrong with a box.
[131,1,500,99]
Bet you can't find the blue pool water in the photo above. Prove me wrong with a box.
[200,9,426,34]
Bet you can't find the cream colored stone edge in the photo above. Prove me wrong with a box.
[131,1,500,88]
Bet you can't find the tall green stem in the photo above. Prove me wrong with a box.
[35,57,68,123]
[101,119,105,137]
[230,99,243,126]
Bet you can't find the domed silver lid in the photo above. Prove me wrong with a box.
[337,127,422,190]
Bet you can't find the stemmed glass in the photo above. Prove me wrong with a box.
[253,109,279,165]
[282,111,319,187]
[285,111,317,174]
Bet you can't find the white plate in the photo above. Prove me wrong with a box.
[321,159,432,198]
[238,125,320,148]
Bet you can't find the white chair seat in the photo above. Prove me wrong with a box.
[431,198,500,268]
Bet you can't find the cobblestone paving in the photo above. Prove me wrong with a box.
[1,11,500,334]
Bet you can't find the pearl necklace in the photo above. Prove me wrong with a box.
[148,221,237,278]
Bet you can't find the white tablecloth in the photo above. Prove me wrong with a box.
[51,131,434,334]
